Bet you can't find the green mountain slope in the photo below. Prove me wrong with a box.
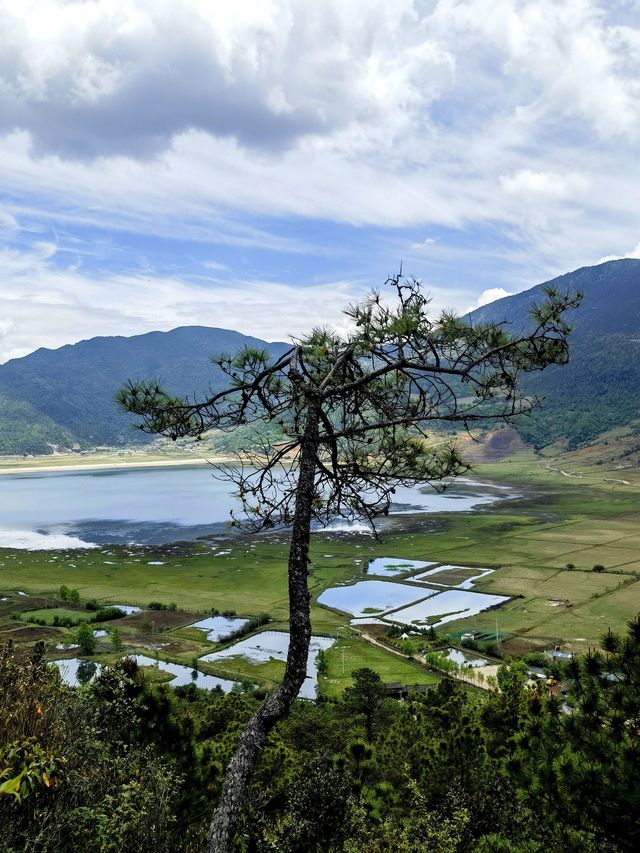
[469,258,640,448]
[0,258,638,455]
[0,327,288,454]
[0,397,80,455]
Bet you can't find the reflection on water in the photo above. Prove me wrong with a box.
[318,580,438,619]
[366,557,437,577]
[443,647,488,668]
[51,655,240,692]
[0,466,519,547]
[389,589,509,628]
[189,616,250,641]
[200,630,334,700]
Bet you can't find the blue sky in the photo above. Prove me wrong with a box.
[1,0,639,361]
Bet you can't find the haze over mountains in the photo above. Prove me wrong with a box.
[1,258,638,455]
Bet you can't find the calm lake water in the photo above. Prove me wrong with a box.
[0,465,517,548]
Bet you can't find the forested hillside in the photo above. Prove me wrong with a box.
[0,328,288,454]
[0,258,638,455]
[469,258,640,448]
[3,627,640,852]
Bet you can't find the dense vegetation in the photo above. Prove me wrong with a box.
[0,397,79,455]
[3,616,640,852]
[0,327,287,452]
[470,258,640,449]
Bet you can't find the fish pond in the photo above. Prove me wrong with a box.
[388,590,509,628]
[51,655,241,692]
[188,616,250,641]
[366,557,438,577]
[441,647,489,668]
[200,630,334,699]
[317,580,438,619]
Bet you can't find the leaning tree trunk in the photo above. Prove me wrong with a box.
[206,398,321,853]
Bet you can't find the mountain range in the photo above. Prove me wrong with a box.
[469,258,640,449]
[0,327,288,454]
[1,258,639,455]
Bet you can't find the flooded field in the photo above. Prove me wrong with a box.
[317,580,437,618]
[189,616,250,641]
[388,589,509,628]
[52,654,241,691]
[366,557,437,577]
[442,647,489,668]
[200,630,334,699]
[412,565,494,589]
[130,655,239,690]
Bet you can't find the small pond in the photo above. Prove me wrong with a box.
[442,647,488,668]
[317,580,437,619]
[51,658,102,686]
[366,557,438,577]
[200,631,334,700]
[389,590,509,628]
[189,616,250,642]
[51,655,240,692]
[106,604,142,614]
[130,655,239,691]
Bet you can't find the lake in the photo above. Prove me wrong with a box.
[0,465,518,548]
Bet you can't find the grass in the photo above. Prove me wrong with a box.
[319,634,440,699]
[22,607,94,624]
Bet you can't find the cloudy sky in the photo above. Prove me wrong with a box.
[1,0,639,362]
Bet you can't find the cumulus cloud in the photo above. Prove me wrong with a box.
[0,1,639,357]
[0,0,452,158]
[464,288,514,314]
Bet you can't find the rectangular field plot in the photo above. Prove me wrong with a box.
[317,580,436,618]
[413,565,493,589]
[469,565,558,596]
[366,557,437,577]
[505,522,633,546]
[388,590,509,628]
[537,546,640,570]
[442,596,563,636]
[200,631,334,699]
[547,582,640,635]
[536,570,629,601]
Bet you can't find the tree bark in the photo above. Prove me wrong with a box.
[205,397,321,853]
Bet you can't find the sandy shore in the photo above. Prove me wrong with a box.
[0,455,237,476]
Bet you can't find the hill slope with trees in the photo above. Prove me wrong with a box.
[0,327,288,454]
[469,258,640,449]
[0,258,638,454]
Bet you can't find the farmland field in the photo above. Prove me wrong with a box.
[3,450,640,689]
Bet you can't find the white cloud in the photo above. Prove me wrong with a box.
[595,240,640,265]
[500,170,589,202]
[0,1,639,357]
[0,0,450,158]
[464,288,514,314]
[0,242,363,362]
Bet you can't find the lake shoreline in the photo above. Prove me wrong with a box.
[0,455,237,477]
